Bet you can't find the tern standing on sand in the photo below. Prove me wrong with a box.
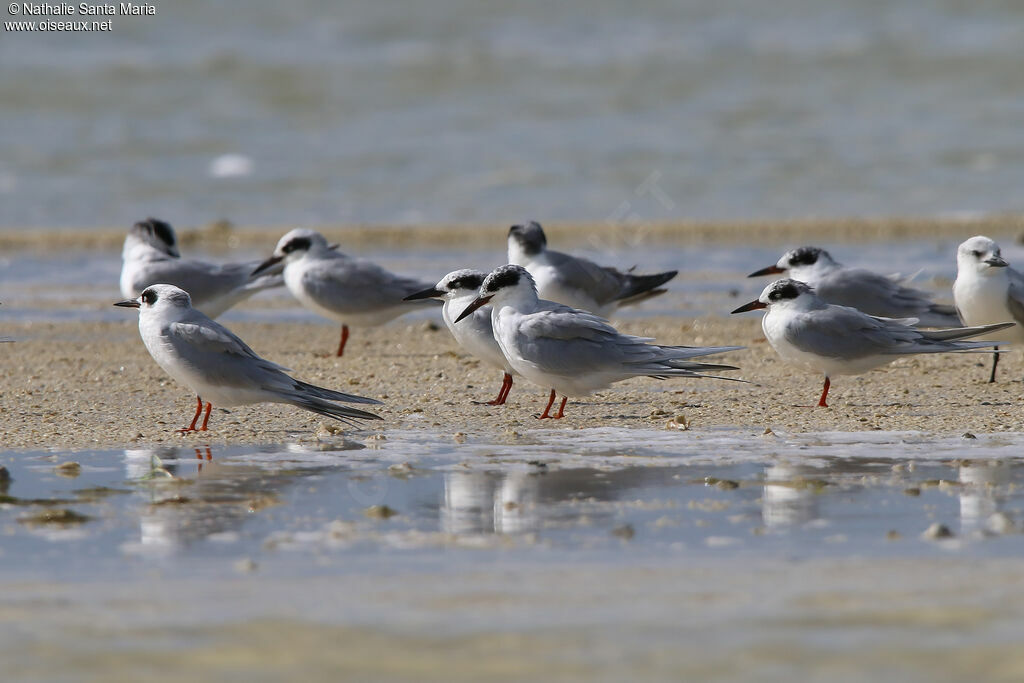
[115,284,382,432]
[749,246,959,327]
[732,279,1013,407]
[952,235,1024,382]
[507,221,677,317]
[456,265,742,419]
[253,229,438,357]
[405,269,517,406]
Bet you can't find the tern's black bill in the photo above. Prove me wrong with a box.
[114,299,141,308]
[748,265,786,277]
[730,300,767,314]
[454,295,493,323]
[403,287,443,301]
[985,256,1009,268]
[252,254,283,276]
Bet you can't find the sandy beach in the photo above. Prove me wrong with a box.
[3,287,1022,452]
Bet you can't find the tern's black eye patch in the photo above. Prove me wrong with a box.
[282,237,311,254]
[769,282,800,301]
[486,268,521,293]
[141,289,158,306]
[786,247,821,267]
[448,274,484,291]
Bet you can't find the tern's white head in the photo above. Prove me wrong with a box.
[732,278,821,314]
[454,265,538,322]
[115,283,193,314]
[273,228,333,262]
[507,221,547,261]
[405,269,488,303]
[253,228,335,275]
[956,235,1009,277]
[749,246,837,279]
[480,265,538,304]
[124,218,180,258]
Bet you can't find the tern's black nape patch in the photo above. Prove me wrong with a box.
[150,219,176,248]
[785,246,825,267]
[133,218,177,248]
[767,280,805,302]
[508,221,547,256]
[447,273,485,292]
[282,236,312,254]
[485,266,522,293]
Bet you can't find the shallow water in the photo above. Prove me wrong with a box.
[3,237,1008,325]
[5,429,1024,680]
[4,1,1024,227]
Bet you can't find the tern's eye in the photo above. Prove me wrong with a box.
[141,289,158,306]
[282,237,311,254]
[770,283,799,301]
[971,250,983,258]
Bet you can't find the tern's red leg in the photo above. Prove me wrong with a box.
[178,396,204,433]
[487,373,514,406]
[554,396,568,419]
[817,377,831,408]
[336,324,350,357]
[195,446,212,472]
[536,389,557,419]
[199,401,213,431]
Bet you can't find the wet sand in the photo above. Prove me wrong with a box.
[2,312,1021,452]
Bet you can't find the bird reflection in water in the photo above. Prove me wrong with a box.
[122,445,330,553]
[761,463,826,528]
[958,460,1014,535]
[441,466,668,536]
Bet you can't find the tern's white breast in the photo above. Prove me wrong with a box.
[953,270,1024,343]
[442,297,510,372]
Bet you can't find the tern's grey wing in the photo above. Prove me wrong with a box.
[1006,268,1024,326]
[783,306,919,359]
[216,260,285,293]
[170,318,290,374]
[168,317,380,421]
[814,268,935,317]
[301,258,434,314]
[544,250,625,306]
[512,308,671,376]
[519,307,624,342]
[132,259,243,301]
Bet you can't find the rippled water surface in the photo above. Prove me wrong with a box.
[5,429,1024,680]
[3,0,1024,227]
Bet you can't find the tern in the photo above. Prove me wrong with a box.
[405,269,516,405]
[749,246,959,327]
[507,221,677,317]
[455,265,742,419]
[115,284,382,432]
[120,218,283,319]
[952,235,1024,382]
[732,279,1014,407]
[253,229,438,357]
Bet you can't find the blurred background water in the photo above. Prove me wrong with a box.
[2,0,1024,229]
